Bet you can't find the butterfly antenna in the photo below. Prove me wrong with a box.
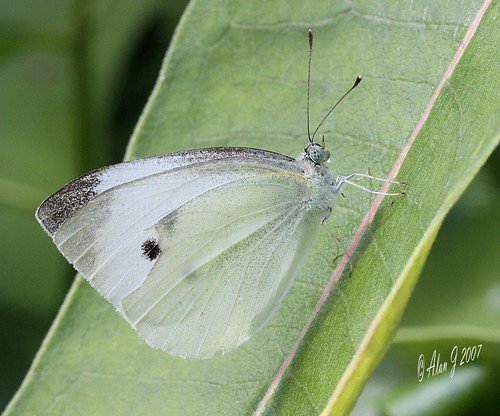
[310,75,363,142]
[307,29,314,143]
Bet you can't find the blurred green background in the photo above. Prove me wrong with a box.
[1,0,498,413]
[0,0,190,409]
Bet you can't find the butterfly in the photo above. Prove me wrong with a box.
[36,30,402,359]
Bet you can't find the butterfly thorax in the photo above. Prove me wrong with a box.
[297,148,337,220]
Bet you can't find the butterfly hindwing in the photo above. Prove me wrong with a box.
[122,170,325,358]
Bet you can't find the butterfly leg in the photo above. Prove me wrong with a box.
[333,173,405,196]
[321,207,332,224]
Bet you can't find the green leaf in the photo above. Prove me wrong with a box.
[353,159,500,414]
[4,0,498,415]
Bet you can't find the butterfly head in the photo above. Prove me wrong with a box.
[304,139,330,165]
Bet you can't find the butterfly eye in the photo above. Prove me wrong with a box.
[304,142,330,165]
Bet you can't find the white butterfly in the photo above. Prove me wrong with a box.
[36,30,402,359]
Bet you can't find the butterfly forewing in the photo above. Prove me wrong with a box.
[36,148,328,358]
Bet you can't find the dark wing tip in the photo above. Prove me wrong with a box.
[36,171,102,236]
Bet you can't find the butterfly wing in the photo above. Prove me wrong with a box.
[36,148,329,358]
[123,169,327,358]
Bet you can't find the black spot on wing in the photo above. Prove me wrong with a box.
[36,171,101,236]
[141,239,162,261]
